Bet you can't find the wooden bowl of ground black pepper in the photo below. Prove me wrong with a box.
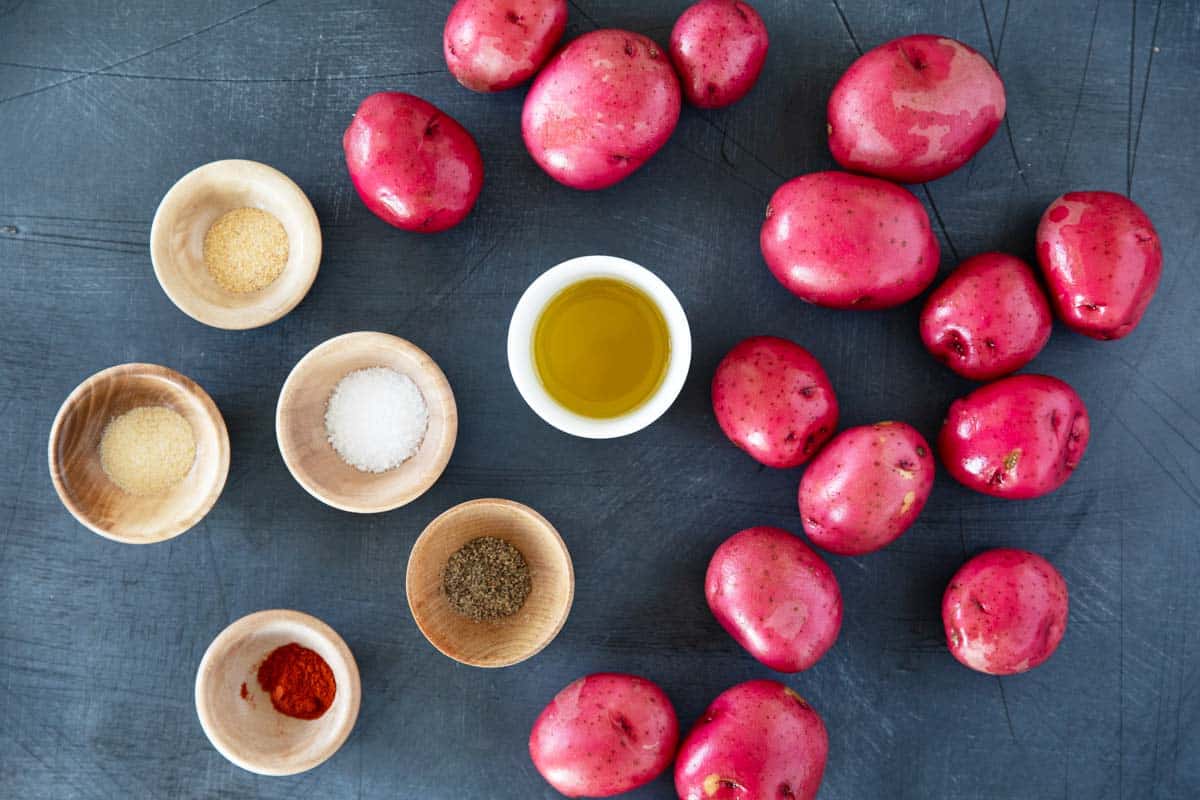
[150,159,321,330]
[48,363,230,543]
[406,498,574,668]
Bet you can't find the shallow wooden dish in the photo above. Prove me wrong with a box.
[277,331,457,513]
[150,159,322,330]
[48,363,230,544]
[195,609,361,776]
[407,498,574,668]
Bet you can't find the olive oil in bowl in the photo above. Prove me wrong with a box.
[532,278,671,419]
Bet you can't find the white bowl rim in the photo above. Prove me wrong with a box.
[506,255,691,439]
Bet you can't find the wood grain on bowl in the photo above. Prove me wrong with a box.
[195,609,361,776]
[48,363,230,544]
[150,159,322,330]
[407,499,574,668]
[276,332,457,513]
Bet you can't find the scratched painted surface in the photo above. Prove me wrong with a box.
[0,1,1197,798]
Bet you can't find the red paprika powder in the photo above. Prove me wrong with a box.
[256,643,336,720]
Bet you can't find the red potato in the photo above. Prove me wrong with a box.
[711,336,838,469]
[943,548,1069,675]
[529,673,678,797]
[799,422,934,556]
[827,34,1006,183]
[706,527,842,672]
[443,0,567,92]
[919,253,1053,381]
[669,0,769,108]
[939,374,1090,500]
[675,680,827,800]
[342,92,483,233]
[760,171,940,309]
[1036,191,1163,340]
[522,29,682,190]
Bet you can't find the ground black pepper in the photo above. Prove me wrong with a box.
[442,536,532,621]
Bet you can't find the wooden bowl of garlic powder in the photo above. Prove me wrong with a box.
[150,159,322,330]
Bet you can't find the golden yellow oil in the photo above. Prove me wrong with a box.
[533,277,670,418]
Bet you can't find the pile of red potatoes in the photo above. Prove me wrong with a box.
[338,1,1164,797]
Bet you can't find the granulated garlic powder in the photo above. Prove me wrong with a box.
[203,207,289,293]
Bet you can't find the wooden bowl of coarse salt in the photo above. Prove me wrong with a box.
[276,331,457,513]
[48,363,230,543]
[150,159,321,330]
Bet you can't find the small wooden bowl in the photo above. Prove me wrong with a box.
[195,609,361,776]
[48,363,230,544]
[150,159,322,330]
[277,332,457,513]
[407,498,574,668]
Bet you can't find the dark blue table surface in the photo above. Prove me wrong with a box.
[2,1,1198,798]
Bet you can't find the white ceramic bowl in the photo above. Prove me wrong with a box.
[507,255,691,439]
[195,609,361,776]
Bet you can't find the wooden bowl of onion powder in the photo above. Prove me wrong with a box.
[48,363,230,543]
[276,332,457,513]
[150,159,321,330]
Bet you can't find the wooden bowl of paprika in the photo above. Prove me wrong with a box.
[406,498,574,668]
[195,609,361,776]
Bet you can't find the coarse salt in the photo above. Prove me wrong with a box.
[324,367,428,473]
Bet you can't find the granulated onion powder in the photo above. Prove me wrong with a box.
[324,367,428,472]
